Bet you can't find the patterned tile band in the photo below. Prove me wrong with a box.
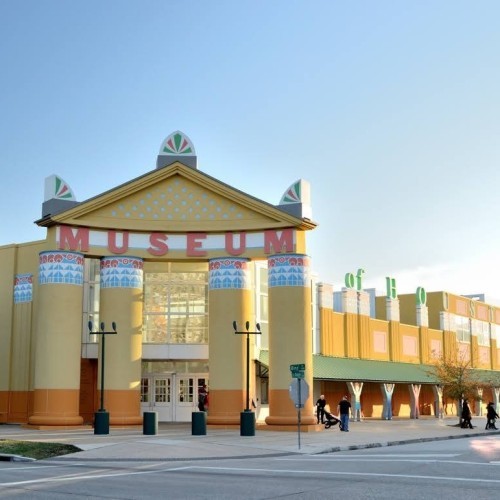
[39,251,84,286]
[101,257,144,289]
[14,274,33,303]
[209,258,250,290]
[268,254,310,287]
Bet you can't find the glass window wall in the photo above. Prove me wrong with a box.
[143,271,208,344]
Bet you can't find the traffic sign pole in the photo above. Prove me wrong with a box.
[297,378,302,449]
[289,372,308,451]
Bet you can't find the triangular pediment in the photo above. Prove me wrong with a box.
[38,163,316,232]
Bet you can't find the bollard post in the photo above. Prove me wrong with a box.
[94,410,110,435]
[143,411,158,435]
[192,411,207,435]
[240,410,255,436]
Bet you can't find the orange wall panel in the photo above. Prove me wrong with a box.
[7,391,30,423]
[79,359,98,424]
[0,391,8,423]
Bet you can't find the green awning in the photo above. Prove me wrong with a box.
[470,369,500,385]
[258,350,500,385]
[258,351,436,384]
[312,355,436,383]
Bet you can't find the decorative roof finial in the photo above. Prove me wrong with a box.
[157,131,197,169]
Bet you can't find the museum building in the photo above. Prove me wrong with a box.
[1,131,499,428]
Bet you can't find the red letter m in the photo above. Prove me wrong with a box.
[264,229,294,254]
[58,226,89,252]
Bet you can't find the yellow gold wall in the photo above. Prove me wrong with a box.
[398,293,418,326]
[368,319,390,361]
[426,292,446,330]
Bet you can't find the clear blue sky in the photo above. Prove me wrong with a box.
[1,1,499,301]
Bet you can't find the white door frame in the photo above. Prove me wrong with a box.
[140,374,174,422]
[141,373,209,422]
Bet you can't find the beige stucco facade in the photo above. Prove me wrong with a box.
[2,132,500,429]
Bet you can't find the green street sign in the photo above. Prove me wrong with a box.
[290,363,305,371]
[291,370,305,379]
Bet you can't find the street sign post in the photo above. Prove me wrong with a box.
[289,377,309,450]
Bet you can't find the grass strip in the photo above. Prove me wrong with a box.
[0,439,81,460]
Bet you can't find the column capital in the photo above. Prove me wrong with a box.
[100,256,143,289]
[268,253,311,287]
[14,273,33,303]
[39,251,84,286]
[208,257,250,290]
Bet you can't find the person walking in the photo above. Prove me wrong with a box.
[337,395,352,432]
[316,395,327,424]
[198,384,208,412]
[461,399,473,429]
[486,402,499,430]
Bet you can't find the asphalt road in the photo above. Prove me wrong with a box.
[1,435,500,499]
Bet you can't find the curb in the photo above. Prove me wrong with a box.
[0,454,35,462]
[314,429,500,455]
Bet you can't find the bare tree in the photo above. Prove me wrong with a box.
[429,352,480,426]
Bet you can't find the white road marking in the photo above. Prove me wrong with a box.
[0,465,62,471]
[2,461,500,489]
[186,465,500,483]
[0,466,191,487]
[318,453,460,457]
[275,458,494,465]
[278,457,497,466]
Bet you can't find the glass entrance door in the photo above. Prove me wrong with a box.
[141,375,173,422]
[175,376,209,421]
[141,374,208,422]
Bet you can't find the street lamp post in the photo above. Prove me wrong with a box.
[232,320,261,436]
[88,321,117,435]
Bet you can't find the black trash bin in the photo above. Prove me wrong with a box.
[192,411,207,435]
[143,411,158,435]
[94,410,110,435]
[240,410,255,436]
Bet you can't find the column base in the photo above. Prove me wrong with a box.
[29,388,83,427]
[23,424,92,430]
[266,388,315,426]
[207,415,240,426]
[109,416,143,426]
[103,389,142,426]
[265,415,316,426]
[257,422,322,432]
[205,389,245,426]
[28,415,84,426]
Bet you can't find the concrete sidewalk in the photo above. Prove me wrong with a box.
[1,417,499,462]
